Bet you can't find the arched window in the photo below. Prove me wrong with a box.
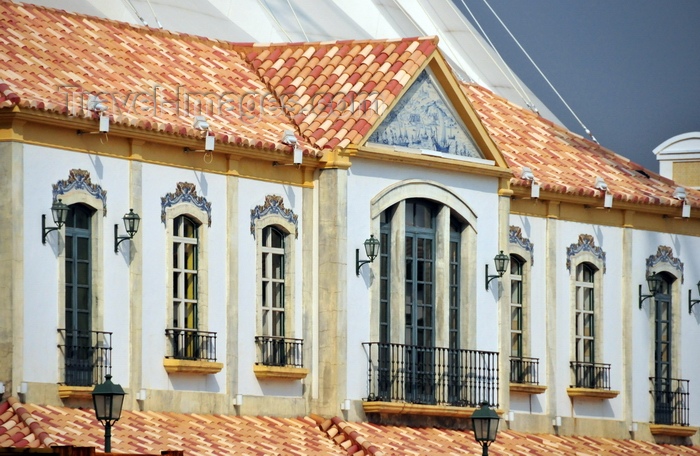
[250,195,299,369]
[64,203,95,386]
[370,186,475,405]
[172,215,199,331]
[510,256,524,360]
[261,225,286,341]
[575,263,596,364]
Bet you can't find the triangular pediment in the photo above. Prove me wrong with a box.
[368,69,482,158]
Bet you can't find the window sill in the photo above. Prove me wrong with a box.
[362,401,502,419]
[253,365,308,380]
[58,385,94,400]
[649,424,697,437]
[510,383,547,395]
[566,387,619,399]
[163,358,223,374]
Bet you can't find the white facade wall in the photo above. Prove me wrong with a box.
[23,145,131,386]
[236,179,304,398]
[508,215,547,415]
[139,164,228,393]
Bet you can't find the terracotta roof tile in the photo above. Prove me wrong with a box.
[311,416,700,456]
[1,398,344,455]
[462,83,700,209]
[245,36,439,151]
[2,2,696,212]
[0,1,317,158]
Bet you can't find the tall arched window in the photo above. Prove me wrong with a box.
[652,272,676,425]
[64,203,95,386]
[574,262,597,388]
[250,196,298,370]
[510,256,524,359]
[173,215,199,331]
[172,215,200,359]
[261,226,286,342]
[370,191,476,405]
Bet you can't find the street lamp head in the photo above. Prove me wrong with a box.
[92,374,126,426]
[51,199,70,228]
[646,272,662,295]
[122,208,140,238]
[471,401,500,451]
[493,251,510,277]
[363,235,380,262]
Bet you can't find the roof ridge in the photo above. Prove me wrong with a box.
[245,36,439,50]
[6,397,56,448]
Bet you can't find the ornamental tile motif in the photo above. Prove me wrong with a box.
[368,70,482,158]
[161,182,212,227]
[646,246,684,283]
[250,195,298,239]
[509,226,534,265]
[52,169,107,216]
[566,234,606,273]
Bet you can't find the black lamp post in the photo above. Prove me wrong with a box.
[471,401,500,456]
[485,250,510,290]
[91,374,126,453]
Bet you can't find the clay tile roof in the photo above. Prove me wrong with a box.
[3,399,700,455]
[311,416,700,456]
[0,397,56,448]
[462,83,700,209]
[1,2,439,159]
[244,37,439,150]
[0,1,315,158]
[1,398,345,455]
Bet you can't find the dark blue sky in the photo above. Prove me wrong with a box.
[457,0,700,172]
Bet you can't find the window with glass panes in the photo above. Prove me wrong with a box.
[64,203,94,386]
[379,210,391,345]
[654,275,673,385]
[575,263,596,365]
[510,256,524,358]
[261,226,286,338]
[173,215,199,330]
[448,220,461,351]
[404,199,435,348]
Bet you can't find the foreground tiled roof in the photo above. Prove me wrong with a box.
[464,83,700,209]
[3,398,699,455]
[315,416,700,456]
[1,398,345,455]
[0,397,56,448]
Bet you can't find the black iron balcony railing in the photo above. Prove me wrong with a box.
[363,342,499,407]
[570,361,611,389]
[650,377,690,426]
[510,356,540,384]
[255,336,304,368]
[57,329,112,387]
[165,328,218,361]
